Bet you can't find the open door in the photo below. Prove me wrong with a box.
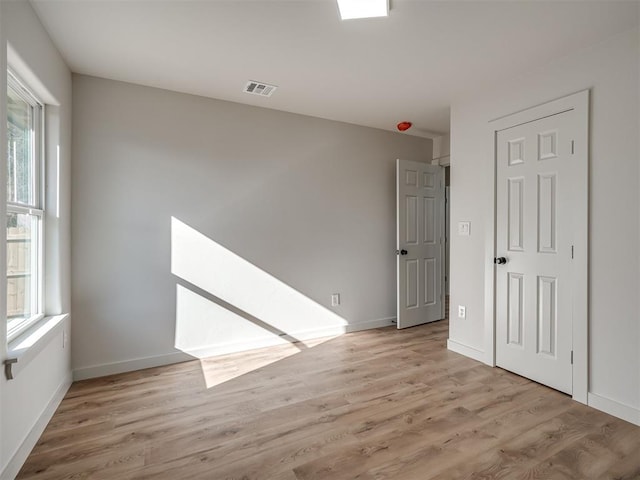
[396,159,445,329]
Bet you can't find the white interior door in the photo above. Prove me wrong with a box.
[496,110,578,395]
[397,159,444,329]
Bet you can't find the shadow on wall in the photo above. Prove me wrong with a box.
[170,217,349,384]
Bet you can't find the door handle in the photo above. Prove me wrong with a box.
[494,257,507,265]
[396,249,408,256]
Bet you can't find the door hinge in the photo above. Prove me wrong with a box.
[570,140,575,155]
[571,350,574,365]
[571,245,574,259]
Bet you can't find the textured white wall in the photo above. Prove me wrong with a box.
[71,75,432,376]
[449,27,640,417]
[0,1,72,476]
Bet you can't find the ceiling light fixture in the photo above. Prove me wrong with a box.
[337,0,388,20]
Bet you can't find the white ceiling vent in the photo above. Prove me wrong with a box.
[243,81,277,97]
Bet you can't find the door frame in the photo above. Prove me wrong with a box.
[485,90,589,404]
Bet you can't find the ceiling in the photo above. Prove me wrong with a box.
[30,0,639,137]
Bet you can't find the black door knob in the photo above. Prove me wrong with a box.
[396,249,408,256]
[494,257,507,265]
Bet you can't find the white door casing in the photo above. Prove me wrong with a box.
[487,90,589,403]
[397,159,445,329]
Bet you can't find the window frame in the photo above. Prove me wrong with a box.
[6,70,45,342]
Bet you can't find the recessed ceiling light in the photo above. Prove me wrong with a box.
[337,0,388,20]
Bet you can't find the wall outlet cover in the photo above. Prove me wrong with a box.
[331,293,340,306]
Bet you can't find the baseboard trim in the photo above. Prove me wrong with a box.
[346,316,396,333]
[73,351,194,381]
[74,317,396,381]
[447,339,486,363]
[588,392,640,426]
[1,372,72,480]
[183,317,396,359]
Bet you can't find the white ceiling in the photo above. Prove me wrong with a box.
[30,0,639,137]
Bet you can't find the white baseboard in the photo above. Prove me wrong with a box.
[346,316,396,333]
[1,372,72,480]
[73,351,194,381]
[447,339,486,363]
[74,317,396,381]
[182,318,395,359]
[588,392,640,426]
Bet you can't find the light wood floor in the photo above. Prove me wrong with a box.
[18,320,640,479]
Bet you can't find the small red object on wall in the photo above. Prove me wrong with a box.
[397,121,412,132]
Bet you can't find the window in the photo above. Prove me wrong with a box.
[6,72,44,340]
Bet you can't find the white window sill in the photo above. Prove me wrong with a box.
[7,313,46,344]
[6,313,69,379]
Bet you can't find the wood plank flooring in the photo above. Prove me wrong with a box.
[17,320,640,479]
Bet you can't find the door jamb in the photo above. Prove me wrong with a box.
[485,90,589,404]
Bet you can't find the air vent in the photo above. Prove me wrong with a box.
[243,81,277,97]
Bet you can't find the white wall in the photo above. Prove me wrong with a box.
[0,1,72,478]
[449,26,640,423]
[71,75,432,378]
[432,134,450,165]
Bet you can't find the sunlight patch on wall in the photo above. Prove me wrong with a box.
[175,284,303,357]
[171,217,348,358]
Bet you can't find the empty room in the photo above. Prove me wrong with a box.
[1,0,639,478]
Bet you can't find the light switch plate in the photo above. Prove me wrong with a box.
[458,221,471,236]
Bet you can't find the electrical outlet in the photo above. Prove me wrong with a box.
[331,293,340,306]
[458,305,466,319]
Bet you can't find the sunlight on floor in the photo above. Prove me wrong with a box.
[198,335,338,389]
